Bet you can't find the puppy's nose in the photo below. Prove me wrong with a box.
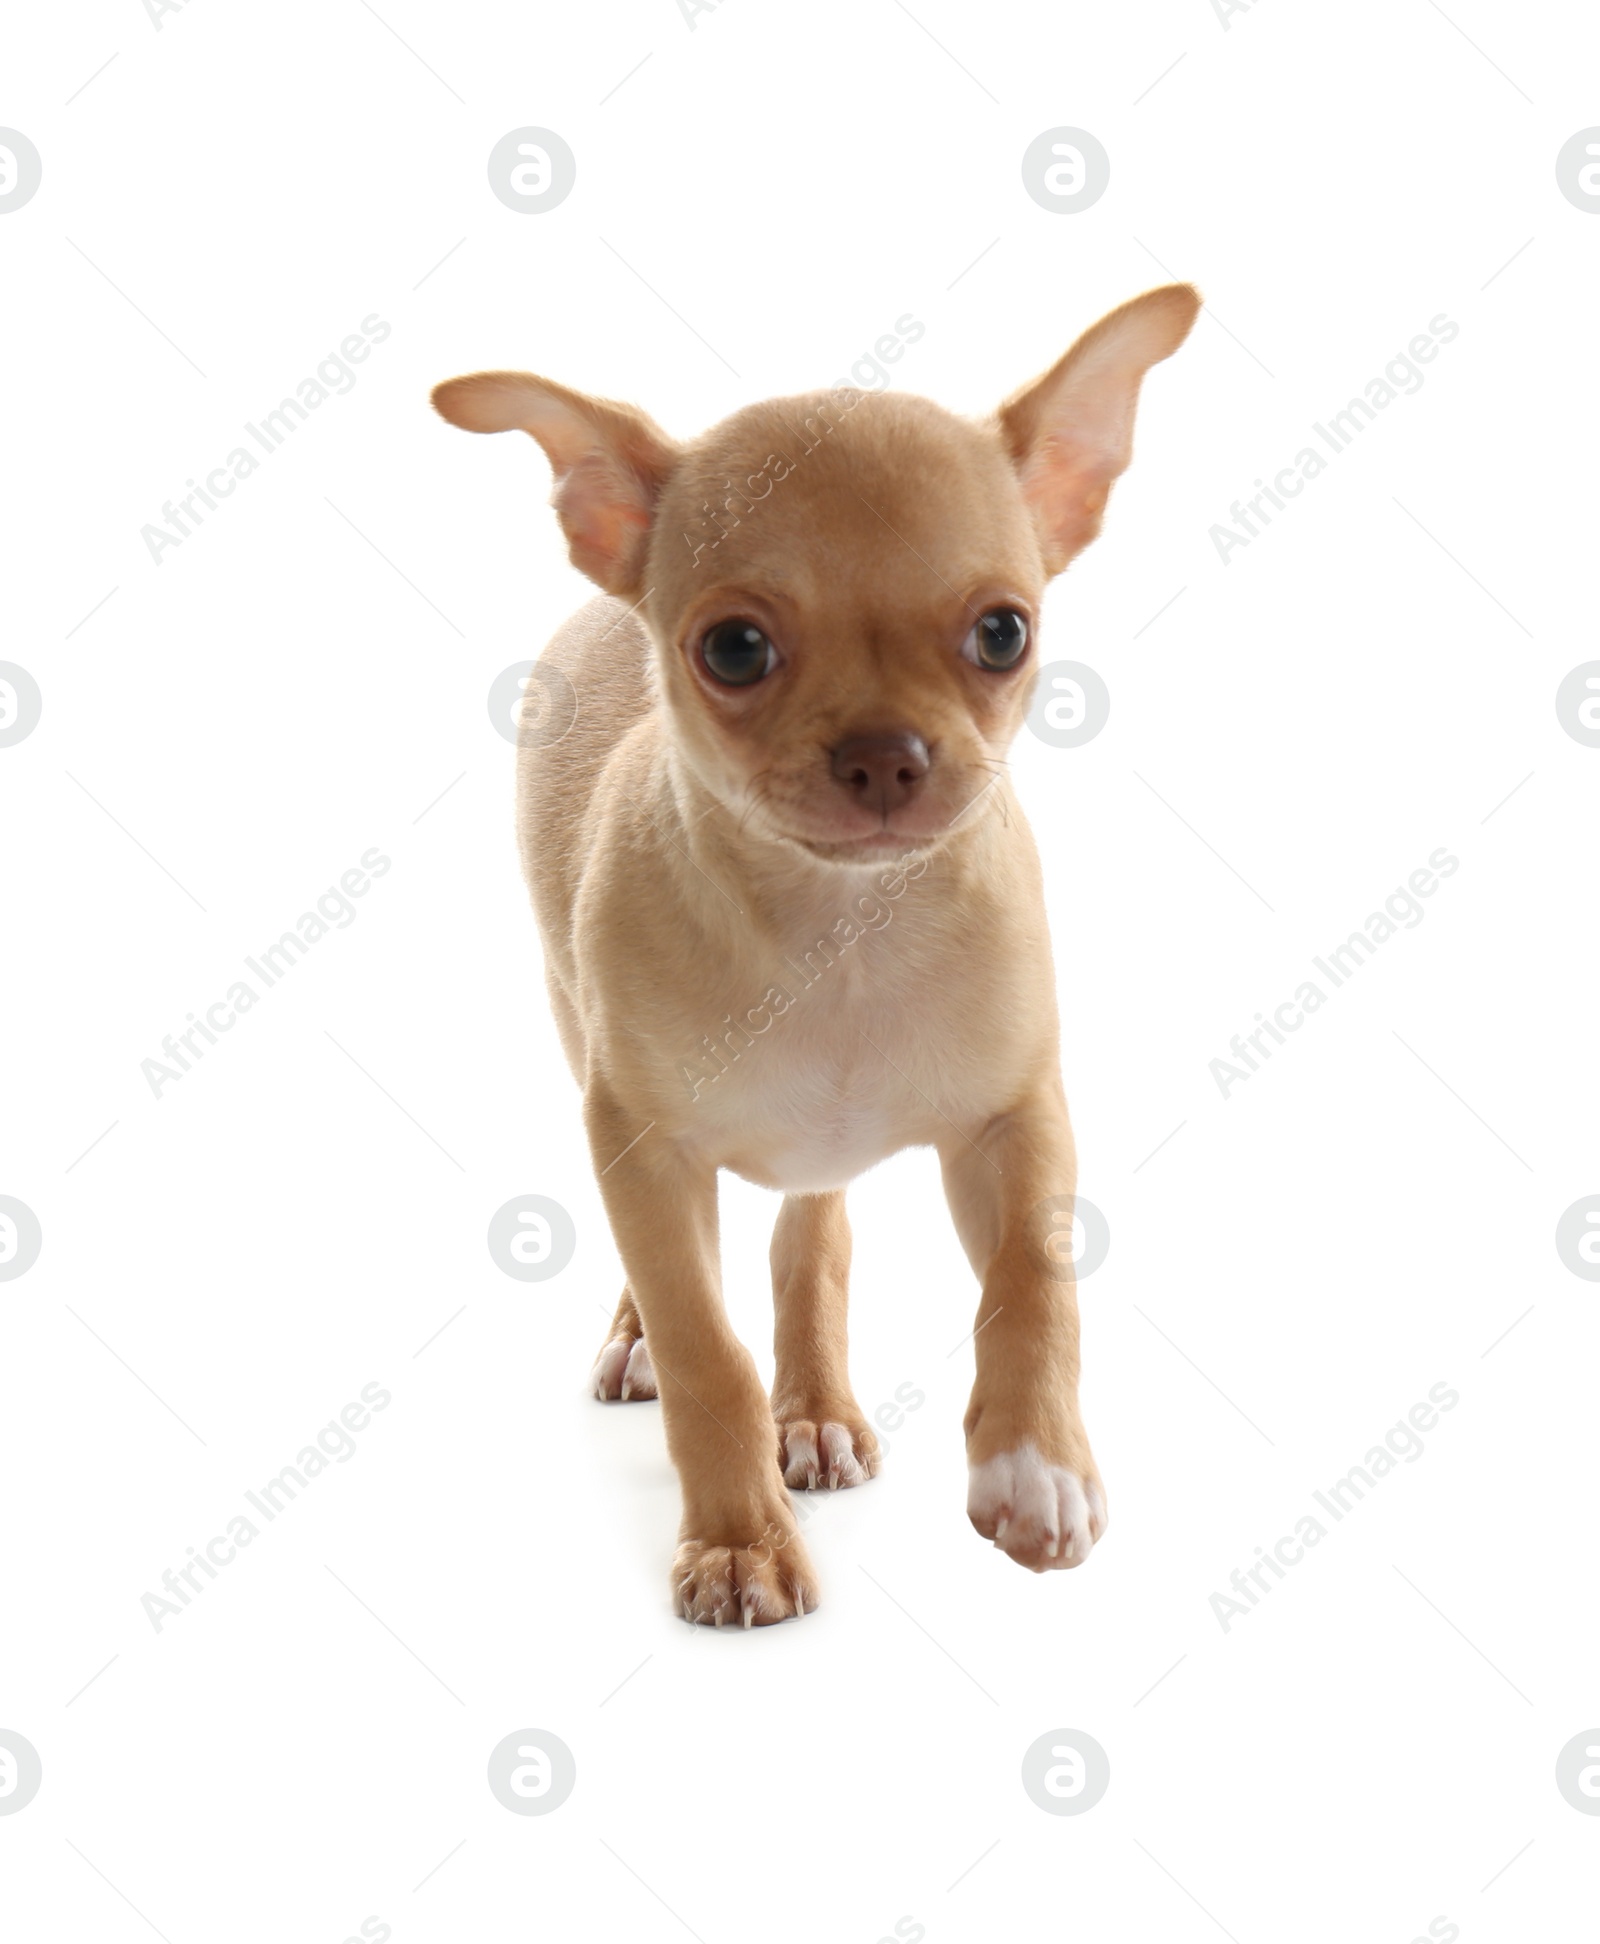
[829,732,930,813]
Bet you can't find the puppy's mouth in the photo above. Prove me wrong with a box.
[760,780,998,866]
[789,829,935,865]
[772,797,964,864]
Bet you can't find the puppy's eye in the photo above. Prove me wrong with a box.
[700,620,776,687]
[964,608,1030,671]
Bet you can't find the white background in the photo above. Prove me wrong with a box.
[3,1,1598,1940]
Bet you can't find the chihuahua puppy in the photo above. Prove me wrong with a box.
[433,283,1199,1625]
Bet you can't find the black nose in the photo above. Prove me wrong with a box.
[829,732,931,814]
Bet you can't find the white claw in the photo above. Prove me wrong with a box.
[743,1601,753,1630]
[794,1587,806,1618]
[622,1339,657,1401]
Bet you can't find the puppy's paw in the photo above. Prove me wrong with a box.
[591,1333,657,1402]
[778,1417,880,1491]
[673,1530,819,1627]
[967,1444,1106,1572]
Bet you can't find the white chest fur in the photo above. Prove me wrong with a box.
[673,884,995,1192]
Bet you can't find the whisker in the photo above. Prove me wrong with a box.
[737,768,775,840]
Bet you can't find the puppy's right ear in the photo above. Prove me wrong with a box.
[431,372,677,598]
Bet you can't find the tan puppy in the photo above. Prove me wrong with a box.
[433,284,1199,1625]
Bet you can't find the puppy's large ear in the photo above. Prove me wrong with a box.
[997,283,1200,575]
[431,371,677,597]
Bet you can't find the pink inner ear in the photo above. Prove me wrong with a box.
[1018,436,1115,567]
[554,453,653,583]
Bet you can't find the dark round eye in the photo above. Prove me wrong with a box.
[964,608,1029,671]
[700,620,775,687]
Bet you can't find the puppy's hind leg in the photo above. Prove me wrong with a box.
[551,976,660,1404]
[591,1286,657,1402]
[770,1191,880,1491]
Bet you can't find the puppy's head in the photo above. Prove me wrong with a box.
[433,284,1198,867]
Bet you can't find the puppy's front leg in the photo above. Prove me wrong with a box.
[586,1087,818,1626]
[770,1191,880,1491]
[940,1093,1107,1573]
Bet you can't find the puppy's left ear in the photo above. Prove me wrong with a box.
[997,283,1200,575]
[431,370,678,598]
